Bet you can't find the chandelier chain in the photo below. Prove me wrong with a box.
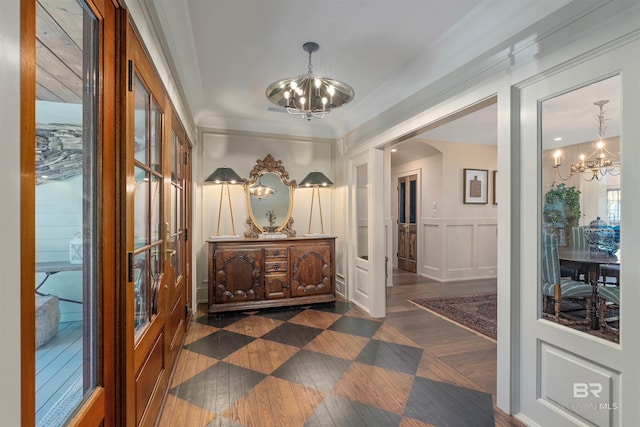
[596,102,608,139]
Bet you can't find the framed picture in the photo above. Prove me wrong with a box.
[493,170,498,205]
[463,168,488,204]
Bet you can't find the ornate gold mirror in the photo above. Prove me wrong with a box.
[244,154,296,237]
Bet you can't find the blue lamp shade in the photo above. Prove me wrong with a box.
[204,167,245,184]
[299,171,333,187]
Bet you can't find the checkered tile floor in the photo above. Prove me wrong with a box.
[163,301,495,427]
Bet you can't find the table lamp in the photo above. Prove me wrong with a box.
[299,171,333,235]
[204,167,245,237]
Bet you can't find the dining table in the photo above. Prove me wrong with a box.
[558,247,619,329]
[558,247,620,286]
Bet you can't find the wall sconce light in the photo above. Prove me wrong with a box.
[299,171,333,235]
[204,167,245,237]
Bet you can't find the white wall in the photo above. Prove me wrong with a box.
[195,130,334,302]
[0,0,22,423]
[36,175,84,322]
[427,140,497,218]
[391,140,497,281]
[36,101,85,322]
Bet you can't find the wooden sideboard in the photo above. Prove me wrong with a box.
[207,236,336,314]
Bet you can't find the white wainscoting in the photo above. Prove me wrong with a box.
[422,218,497,281]
[352,256,370,312]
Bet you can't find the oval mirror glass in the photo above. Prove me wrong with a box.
[244,154,296,237]
[248,172,291,232]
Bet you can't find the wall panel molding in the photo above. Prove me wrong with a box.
[421,217,497,282]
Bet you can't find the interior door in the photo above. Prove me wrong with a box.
[397,174,417,273]
[166,119,191,368]
[124,23,171,427]
[516,43,640,426]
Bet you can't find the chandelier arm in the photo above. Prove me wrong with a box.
[553,167,572,181]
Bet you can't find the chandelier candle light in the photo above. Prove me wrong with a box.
[266,42,354,121]
[553,100,620,181]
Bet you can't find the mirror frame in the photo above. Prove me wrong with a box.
[244,154,297,237]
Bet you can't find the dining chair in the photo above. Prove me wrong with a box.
[570,226,588,249]
[599,264,620,286]
[541,232,594,326]
[565,226,588,281]
[597,284,619,341]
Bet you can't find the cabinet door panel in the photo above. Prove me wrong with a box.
[290,243,333,297]
[265,273,289,299]
[214,248,263,302]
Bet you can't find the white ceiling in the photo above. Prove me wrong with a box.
[144,0,620,148]
[145,0,587,140]
[389,72,621,165]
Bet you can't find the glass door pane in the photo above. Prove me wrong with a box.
[34,0,99,423]
[170,131,184,280]
[132,75,164,341]
[357,164,368,258]
[540,75,621,342]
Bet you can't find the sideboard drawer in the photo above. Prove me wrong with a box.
[265,261,287,273]
[265,247,288,259]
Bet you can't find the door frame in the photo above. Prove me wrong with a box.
[348,147,386,318]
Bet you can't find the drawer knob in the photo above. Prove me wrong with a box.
[274,250,280,256]
[273,263,280,270]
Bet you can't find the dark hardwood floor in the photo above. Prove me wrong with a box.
[158,270,523,426]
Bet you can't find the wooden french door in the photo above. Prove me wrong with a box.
[122,20,193,426]
[123,23,172,427]
[166,114,192,369]
[22,0,117,425]
[397,174,417,273]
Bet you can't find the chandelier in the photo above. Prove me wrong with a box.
[265,42,354,121]
[248,175,275,199]
[552,100,620,182]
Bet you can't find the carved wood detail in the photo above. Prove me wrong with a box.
[214,249,262,303]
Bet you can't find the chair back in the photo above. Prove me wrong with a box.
[571,226,588,249]
[542,232,561,286]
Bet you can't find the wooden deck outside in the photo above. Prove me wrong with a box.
[36,320,82,425]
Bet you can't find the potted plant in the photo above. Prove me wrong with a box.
[543,182,581,245]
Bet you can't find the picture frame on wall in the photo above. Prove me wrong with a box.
[493,170,498,205]
[463,168,488,204]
